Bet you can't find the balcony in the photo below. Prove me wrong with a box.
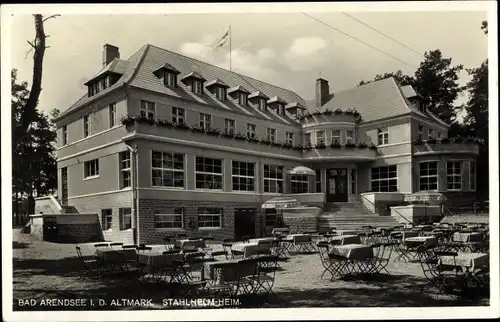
[412,138,481,156]
[302,144,378,161]
[122,117,302,159]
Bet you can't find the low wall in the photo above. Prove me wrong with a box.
[282,207,320,233]
[29,213,104,243]
[360,192,406,215]
[34,196,62,215]
[288,193,325,209]
[390,205,442,224]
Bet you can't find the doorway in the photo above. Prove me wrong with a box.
[326,168,348,202]
[234,208,256,240]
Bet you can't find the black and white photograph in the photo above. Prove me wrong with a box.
[1,2,498,321]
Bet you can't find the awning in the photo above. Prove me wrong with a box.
[404,191,447,204]
[287,166,316,176]
[261,197,301,209]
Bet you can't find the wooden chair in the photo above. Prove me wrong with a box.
[76,246,100,279]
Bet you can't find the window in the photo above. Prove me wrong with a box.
[164,72,177,87]
[264,165,283,193]
[371,165,397,192]
[119,151,131,188]
[315,169,322,193]
[232,161,255,191]
[351,169,356,194]
[192,80,203,94]
[119,208,132,230]
[215,87,226,101]
[140,100,155,119]
[172,107,185,125]
[291,175,308,193]
[265,209,277,227]
[84,159,99,179]
[305,133,312,146]
[196,157,223,190]
[331,130,341,144]
[437,132,442,138]
[247,123,256,139]
[62,126,68,146]
[469,161,476,191]
[198,208,222,229]
[83,115,90,138]
[346,130,354,143]
[267,128,276,142]
[419,162,438,191]
[224,118,235,135]
[377,128,389,145]
[446,161,462,191]
[259,99,267,111]
[199,113,211,130]
[286,132,294,145]
[109,103,116,128]
[155,208,183,229]
[151,151,185,188]
[101,209,112,231]
[277,104,285,116]
[239,93,248,106]
[418,125,424,141]
[428,129,434,139]
[316,130,325,146]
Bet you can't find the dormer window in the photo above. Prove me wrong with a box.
[285,102,306,118]
[259,99,267,111]
[164,72,177,87]
[215,87,227,101]
[267,96,287,115]
[239,93,248,106]
[193,80,203,94]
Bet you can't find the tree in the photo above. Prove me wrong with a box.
[358,49,465,124]
[481,20,488,35]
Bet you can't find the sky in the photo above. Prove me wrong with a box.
[8,9,489,118]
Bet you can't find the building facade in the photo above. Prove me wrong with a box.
[49,44,480,244]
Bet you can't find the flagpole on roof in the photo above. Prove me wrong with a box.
[229,25,232,71]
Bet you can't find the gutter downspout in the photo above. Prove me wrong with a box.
[125,143,138,245]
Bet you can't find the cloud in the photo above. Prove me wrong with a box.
[284,36,330,72]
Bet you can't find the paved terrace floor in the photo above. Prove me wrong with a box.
[12,229,489,310]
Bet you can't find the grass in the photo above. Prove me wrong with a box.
[12,229,489,310]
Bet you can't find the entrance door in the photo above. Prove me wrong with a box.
[326,168,348,202]
[234,208,256,240]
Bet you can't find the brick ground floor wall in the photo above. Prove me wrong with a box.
[137,199,268,245]
[283,216,318,233]
[57,223,104,243]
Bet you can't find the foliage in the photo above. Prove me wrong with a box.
[12,69,58,205]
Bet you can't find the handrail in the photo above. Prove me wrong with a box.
[360,194,413,225]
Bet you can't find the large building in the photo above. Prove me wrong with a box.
[46,43,480,244]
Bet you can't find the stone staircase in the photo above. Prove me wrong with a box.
[318,201,400,232]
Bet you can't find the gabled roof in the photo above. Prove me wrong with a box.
[268,96,287,105]
[205,78,229,88]
[227,85,250,94]
[84,58,129,85]
[309,77,448,126]
[180,71,206,82]
[153,62,181,76]
[248,91,269,100]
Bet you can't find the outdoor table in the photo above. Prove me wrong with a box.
[286,234,311,243]
[391,231,419,239]
[137,252,184,271]
[336,230,359,236]
[231,242,260,253]
[175,239,206,251]
[439,252,489,271]
[329,244,374,260]
[231,242,269,258]
[285,234,315,253]
[249,237,275,244]
[404,236,438,248]
[329,234,361,245]
[95,248,137,266]
[201,259,258,295]
[453,232,483,243]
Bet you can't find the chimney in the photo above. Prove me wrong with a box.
[316,78,330,108]
[102,44,120,67]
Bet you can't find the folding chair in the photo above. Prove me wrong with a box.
[163,237,174,250]
[434,251,469,298]
[417,246,441,294]
[367,242,395,275]
[249,255,279,299]
[201,236,215,256]
[317,242,346,280]
[76,246,100,279]
[109,242,124,248]
[211,250,229,260]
